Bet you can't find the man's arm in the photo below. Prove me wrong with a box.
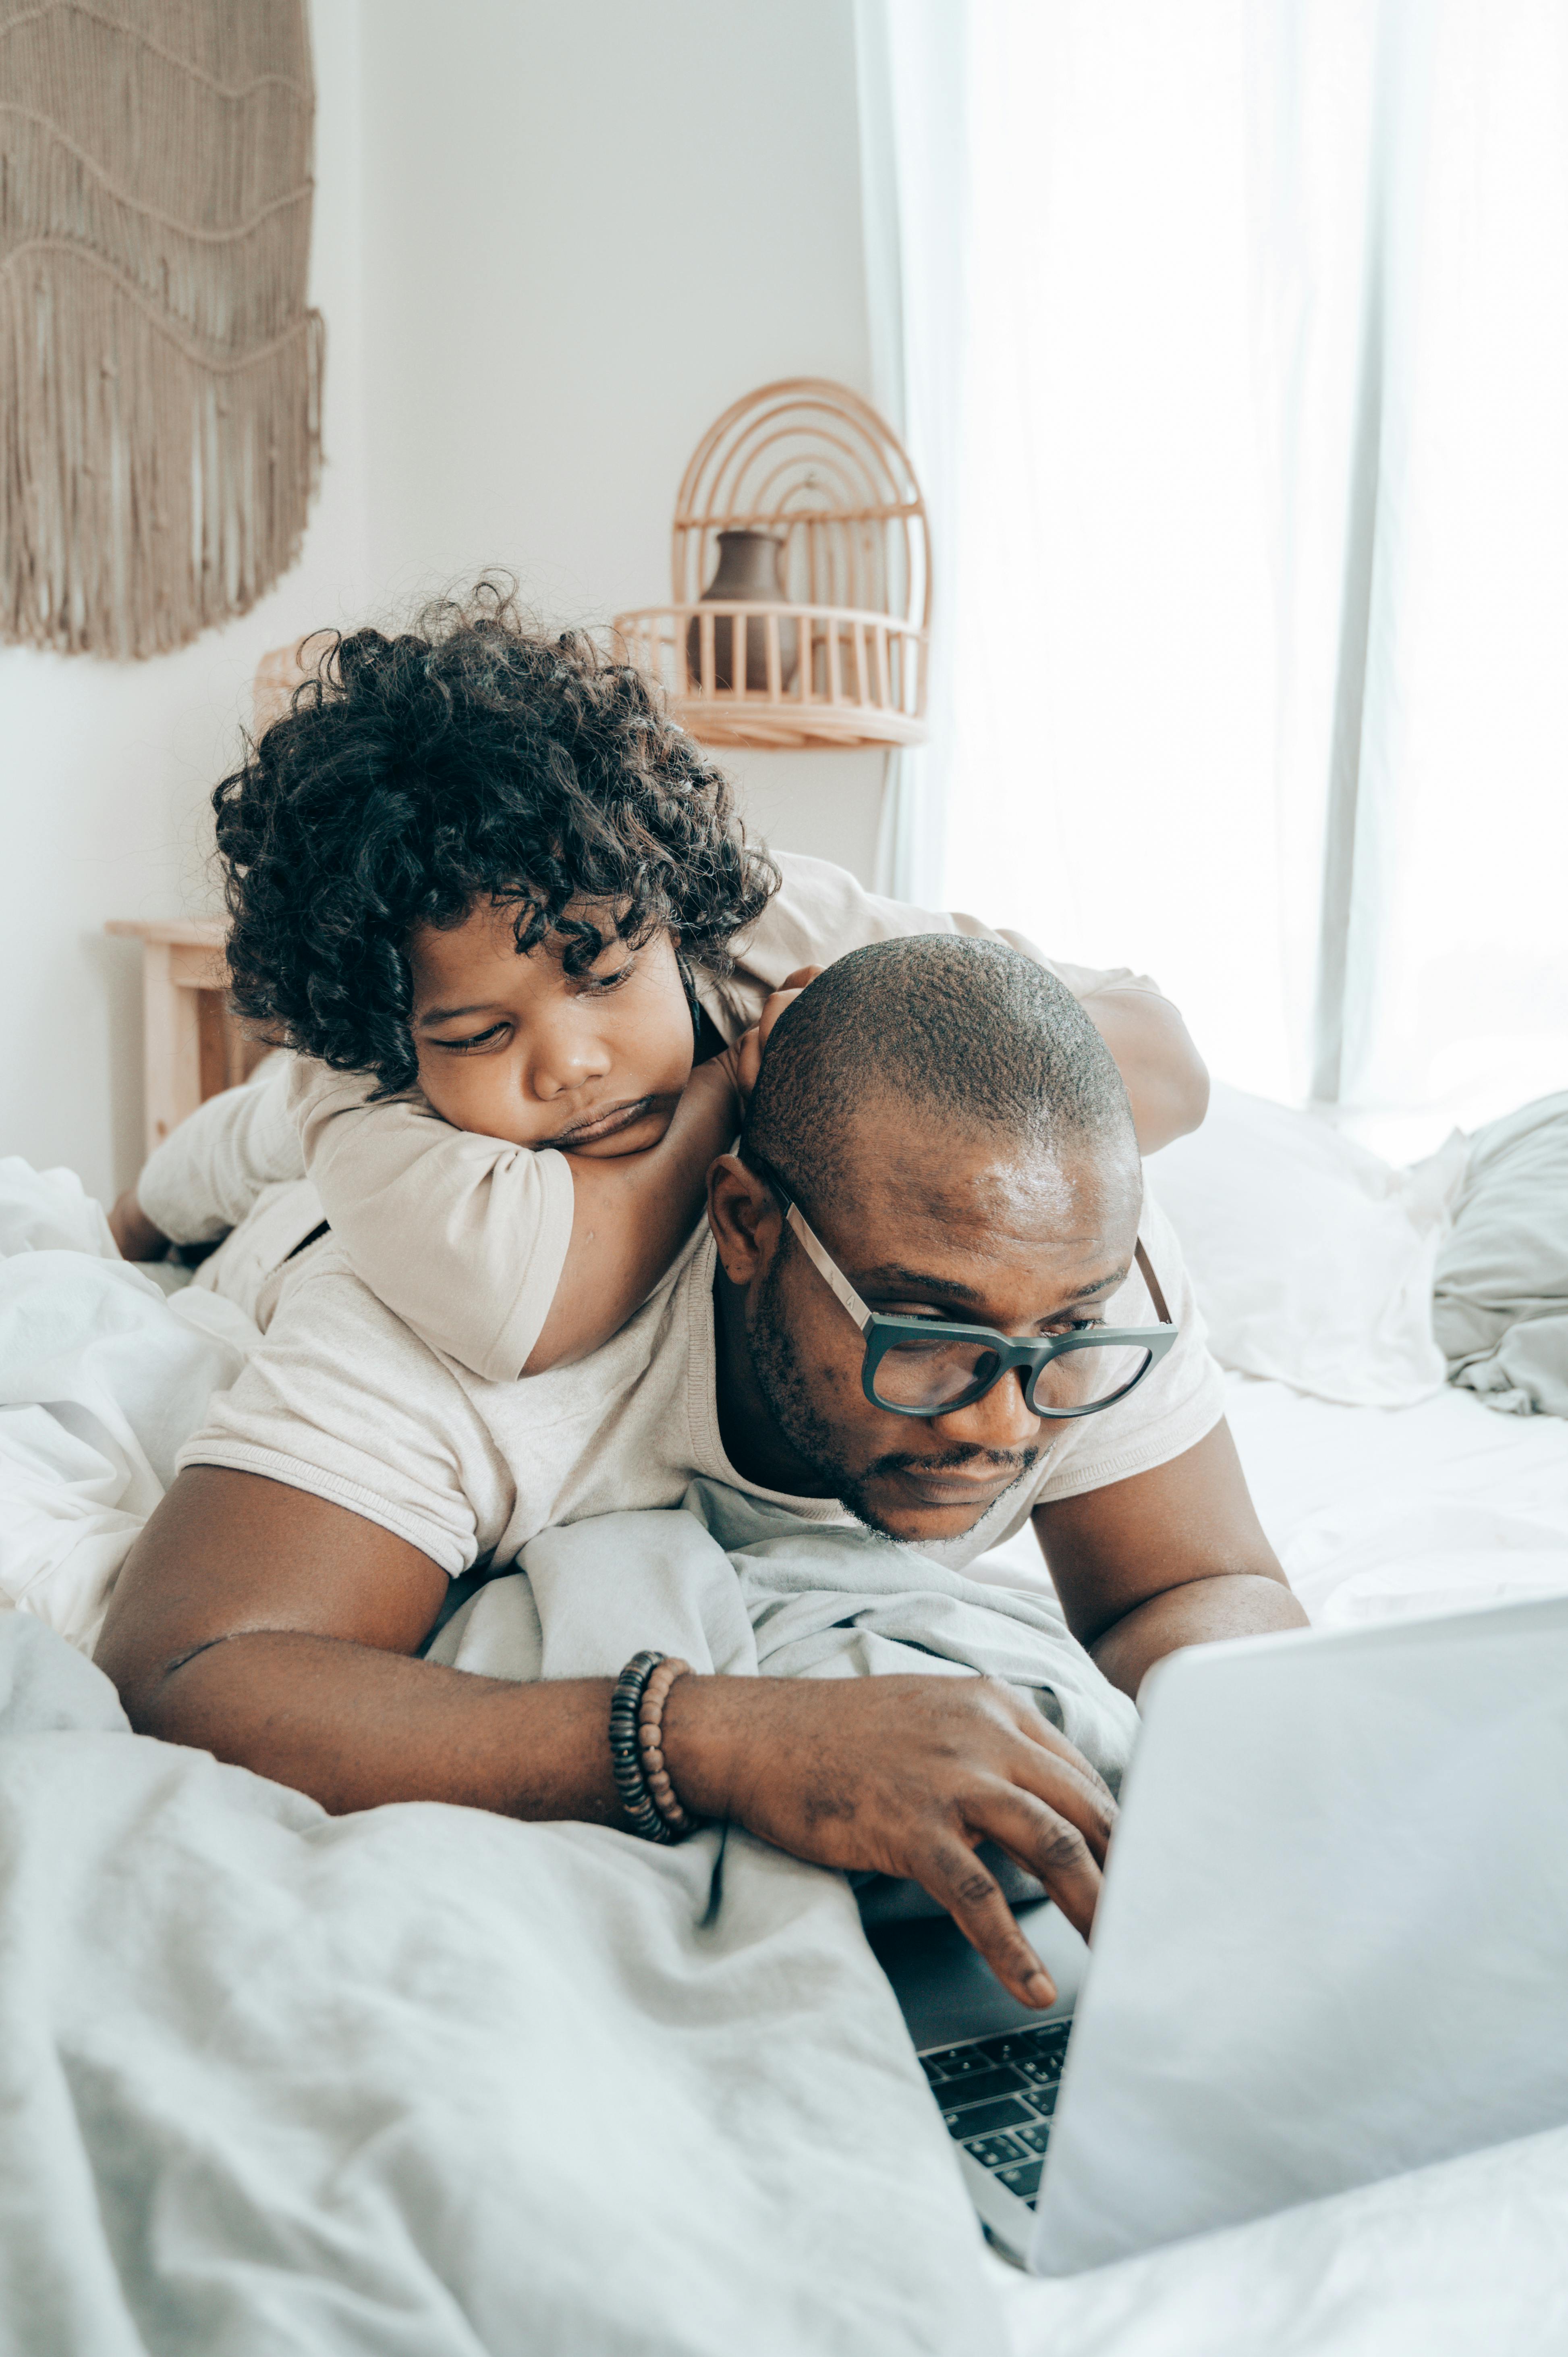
[1032,1420,1306,1702]
[97,1467,1119,2008]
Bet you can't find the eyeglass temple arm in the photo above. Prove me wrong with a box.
[1135,1240,1173,1325]
[782,1201,874,1331]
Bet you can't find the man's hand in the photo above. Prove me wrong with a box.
[107,1189,170,1262]
[664,1671,1114,2008]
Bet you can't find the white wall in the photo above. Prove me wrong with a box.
[0,0,371,1204]
[0,0,881,1202]
[357,0,886,883]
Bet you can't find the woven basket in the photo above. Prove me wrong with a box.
[614,378,929,750]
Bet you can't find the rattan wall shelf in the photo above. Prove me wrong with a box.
[613,379,929,751]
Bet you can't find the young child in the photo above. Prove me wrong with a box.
[112,588,1209,1378]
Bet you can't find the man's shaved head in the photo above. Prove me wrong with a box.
[742,934,1136,1208]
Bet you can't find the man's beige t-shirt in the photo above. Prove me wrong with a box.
[176,1187,1225,1580]
[139,850,1172,1383]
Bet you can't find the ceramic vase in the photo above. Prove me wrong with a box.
[687,530,799,694]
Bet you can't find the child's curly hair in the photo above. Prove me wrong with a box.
[213,581,780,1093]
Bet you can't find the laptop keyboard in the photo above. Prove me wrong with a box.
[918,2019,1072,2208]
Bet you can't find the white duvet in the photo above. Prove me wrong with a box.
[0,1160,260,1653]
[0,1612,998,2356]
[6,1155,1568,2353]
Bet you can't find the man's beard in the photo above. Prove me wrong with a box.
[745,1248,1039,1542]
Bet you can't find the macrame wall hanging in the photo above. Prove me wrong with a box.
[0,0,323,658]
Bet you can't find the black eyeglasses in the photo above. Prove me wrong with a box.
[758,1167,1178,1420]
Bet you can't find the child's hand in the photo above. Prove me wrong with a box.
[108,1190,170,1262]
[733,966,823,1097]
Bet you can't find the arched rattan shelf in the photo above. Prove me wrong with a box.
[613,378,929,751]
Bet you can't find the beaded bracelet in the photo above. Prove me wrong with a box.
[608,1650,698,1844]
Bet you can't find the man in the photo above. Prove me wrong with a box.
[98,939,1305,2006]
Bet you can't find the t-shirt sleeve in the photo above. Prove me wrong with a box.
[136,1051,305,1243]
[1000,936,1168,1006]
[1027,1187,1226,1508]
[292,1063,575,1386]
[695,852,1176,1036]
[176,1248,510,1576]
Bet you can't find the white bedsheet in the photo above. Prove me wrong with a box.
[974,1370,1568,1630]
[1225,1371,1568,1623]
[994,2122,1568,2356]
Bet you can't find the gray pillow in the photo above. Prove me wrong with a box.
[1432,1090,1568,1417]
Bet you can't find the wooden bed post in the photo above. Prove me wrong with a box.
[105,918,263,1165]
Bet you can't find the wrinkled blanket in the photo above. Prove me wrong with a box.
[0,1159,260,1652]
[0,1606,1005,2356]
[1434,1091,1568,1418]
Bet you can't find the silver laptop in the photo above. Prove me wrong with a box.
[869,1593,1568,2271]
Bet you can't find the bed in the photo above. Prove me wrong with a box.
[976,1368,1568,1632]
[4,1088,1568,2351]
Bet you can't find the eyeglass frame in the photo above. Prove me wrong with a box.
[751,1159,1179,1421]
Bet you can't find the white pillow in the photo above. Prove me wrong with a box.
[0,1156,118,1259]
[1151,1085,1462,1408]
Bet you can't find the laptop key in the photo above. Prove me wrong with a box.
[964,2131,1030,2171]
[932,2064,1027,2109]
[1018,2051,1066,2088]
[998,2159,1043,2203]
[941,2095,1035,2138]
[971,2033,1031,2063]
[1014,2120,1051,2156]
[935,2048,1021,2082]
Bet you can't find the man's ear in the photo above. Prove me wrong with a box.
[706,1153,780,1286]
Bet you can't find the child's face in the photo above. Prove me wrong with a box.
[409,901,696,1154]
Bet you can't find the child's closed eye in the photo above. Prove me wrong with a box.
[436,1022,510,1053]
[573,955,638,997]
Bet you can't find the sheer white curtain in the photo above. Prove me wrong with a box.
[862,0,1568,1145]
[853,0,966,903]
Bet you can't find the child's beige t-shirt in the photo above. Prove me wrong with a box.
[138,851,1169,1382]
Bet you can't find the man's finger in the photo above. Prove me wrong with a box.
[916,1833,1058,2010]
[995,1685,1118,1805]
[998,1732,1116,1867]
[968,1784,1103,1945]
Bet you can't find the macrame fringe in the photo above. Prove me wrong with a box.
[0,0,321,659]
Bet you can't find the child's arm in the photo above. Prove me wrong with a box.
[1004,944,1209,1155]
[709,852,1209,1157]
[297,1053,747,1384]
[1073,984,1208,1153]
[525,1052,745,1371]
